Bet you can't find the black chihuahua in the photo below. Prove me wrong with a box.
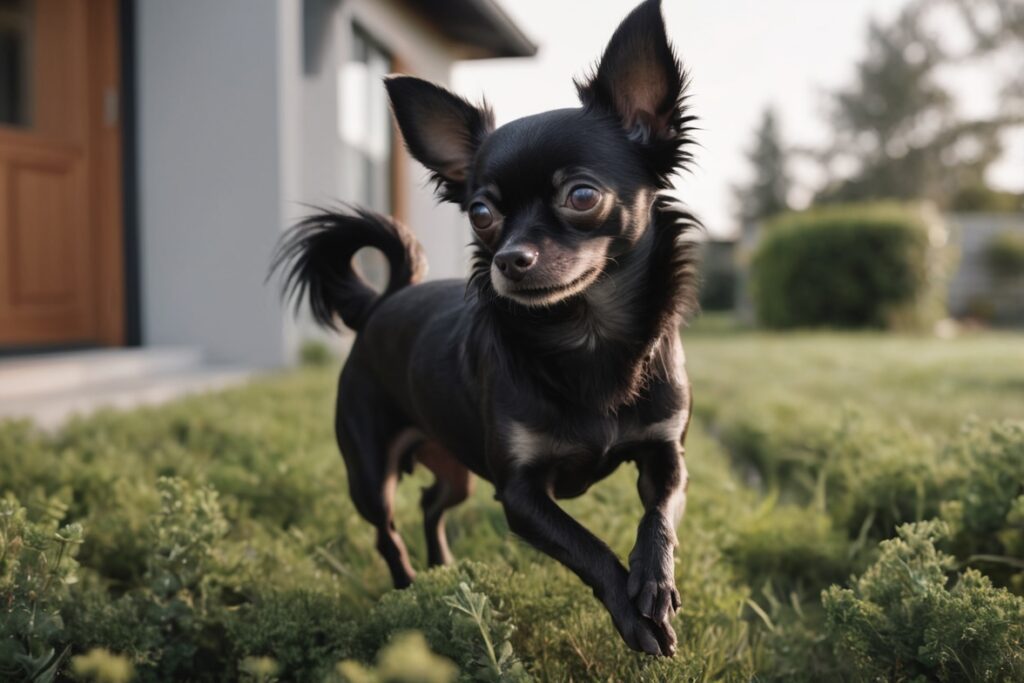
[272,0,699,657]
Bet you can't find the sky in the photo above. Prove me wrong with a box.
[453,0,1024,237]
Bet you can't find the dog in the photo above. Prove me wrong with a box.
[272,0,699,657]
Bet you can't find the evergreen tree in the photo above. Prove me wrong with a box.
[734,107,792,225]
[816,3,1017,207]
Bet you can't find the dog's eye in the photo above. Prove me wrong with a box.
[567,186,601,212]
[469,202,494,231]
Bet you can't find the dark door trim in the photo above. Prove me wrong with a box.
[119,0,141,346]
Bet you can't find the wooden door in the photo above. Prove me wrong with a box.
[0,0,124,349]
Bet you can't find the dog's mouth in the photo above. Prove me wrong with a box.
[497,267,602,307]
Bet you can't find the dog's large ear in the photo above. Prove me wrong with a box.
[576,0,693,180]
[385,76,494,203]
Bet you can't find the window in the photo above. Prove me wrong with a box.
[0,0,31,127]
[339,25,392,290]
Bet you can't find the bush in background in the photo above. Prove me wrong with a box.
[951,185,1024,214]
[299,339,337,367]
[750,203,948,329]
[985,231,1024,280]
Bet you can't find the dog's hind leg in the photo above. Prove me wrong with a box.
[335,375,419,589]
[417,442,474,567]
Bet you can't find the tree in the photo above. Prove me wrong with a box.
[946,0,1024,52]
[815,3,1019,207]
[734,107,792,225]
[944,0,1024,106]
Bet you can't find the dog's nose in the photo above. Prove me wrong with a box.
[494,246,538,282]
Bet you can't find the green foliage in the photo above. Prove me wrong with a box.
[2,330,1024,680]
[723,504,850,594]
[985,231,1024,280]
[941,421,1024,590]
[71,648,135,683]
[332,632,458,683]
[299,339,337,367]
[684,326,1024,678]
[0,493,83,682]
[952,185,1024,213]
[444,582,530,682]
[238,656,280,683]
[823,521,1024,681]
[751,203,944,329]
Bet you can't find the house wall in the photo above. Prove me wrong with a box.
[947,213,1024,323]
[136,0,472,366]
[289,0,470,356]
[135,0,288,366]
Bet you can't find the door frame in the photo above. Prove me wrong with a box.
[119,0,141,347]
[90,0,126,346]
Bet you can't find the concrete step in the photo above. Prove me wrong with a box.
[0,365,252,430]
[0,347,203,400]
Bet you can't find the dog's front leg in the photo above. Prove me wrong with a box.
[627,441,688,643]
[498,469,675,656]
[627,440,688,651]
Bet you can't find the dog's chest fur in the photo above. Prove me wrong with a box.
[499,343,689,498]
[504,407,686,498]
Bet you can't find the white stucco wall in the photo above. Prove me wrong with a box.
[136,0,288,366]
[137,0,471,366]
[296,0,469,285]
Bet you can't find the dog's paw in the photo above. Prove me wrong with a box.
[612,606,678,657]
[627,560,681,625]
[608,590,678,657]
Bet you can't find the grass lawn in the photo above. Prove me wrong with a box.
[2,321,1023,682]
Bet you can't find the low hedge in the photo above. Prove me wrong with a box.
[751,203,947,329]
[986,231,1024,280]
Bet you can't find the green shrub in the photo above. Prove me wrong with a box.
[823,521,1024,682]
[751,203,946,329]
[723,504,850,594]
[985,231,1024,280]
[299,339,337,367]
[71,648,135,683]
[0,493,83,682]
[941,421,1024,590]
[331,631,458,683]
[952,185,1023,213]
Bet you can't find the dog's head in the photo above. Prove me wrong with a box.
[386,0,692,307]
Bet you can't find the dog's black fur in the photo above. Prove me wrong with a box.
[272,0,699,656]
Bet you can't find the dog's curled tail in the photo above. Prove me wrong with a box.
[270,207,426,332]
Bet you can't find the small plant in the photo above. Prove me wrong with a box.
[71,648,135,683]
[444,582,531,683]
[0,493,83,682]
[239,655,280,683]
[332,631,458,683]
[149,476,229,600]
[823,521,1024,682]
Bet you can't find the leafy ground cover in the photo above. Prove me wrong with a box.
[2,320,1023,681]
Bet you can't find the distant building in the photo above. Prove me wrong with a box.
[0,0,534,366]
[946,213,1024,324]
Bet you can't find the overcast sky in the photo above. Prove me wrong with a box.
[453,0,1024,237]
